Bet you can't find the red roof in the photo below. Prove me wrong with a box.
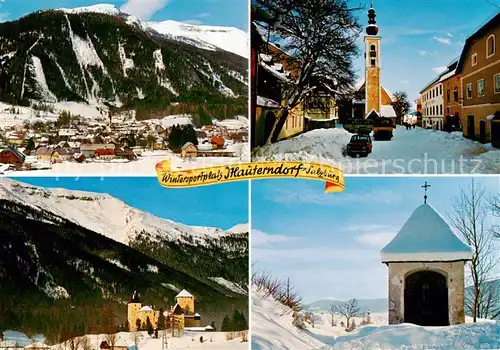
[95,149,115,156]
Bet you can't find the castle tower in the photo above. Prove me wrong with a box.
[127,291,142,331]
[175,289,195,315]
[364,2,381,115]
[380,191,472,326]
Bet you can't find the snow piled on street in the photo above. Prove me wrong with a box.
[251,289,500,350]
[253,126,500,174]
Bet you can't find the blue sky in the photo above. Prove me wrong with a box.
[0,0,248,30]
[252,176,500,303]
[350,0,500,107]
[14,177,248,230]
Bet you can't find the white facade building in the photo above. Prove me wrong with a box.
[421,82,444,130]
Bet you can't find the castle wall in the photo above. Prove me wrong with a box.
[184,317,201,328]
[177,296,195,314]
[128,303,141,331]
[387,261,466,325]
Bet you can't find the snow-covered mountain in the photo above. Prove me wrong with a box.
[58,3,248,58]
[0,178,246,250]
[0,178,248,341]
[0,5,247,112]
[147,21,248,58]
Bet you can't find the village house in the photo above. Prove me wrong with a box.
[303,75,338,131]
[456,12,500,146]
[58,129,76,140]
[80,144,115,158]
[381,194,472,326]
[56,148,74,162]
[181,142,198,157]
[0,145,25,166]
[5,132,24,146]
[36,147,59,163]
[420,76,444,130]
[95,148,115,160]
[115,147,137,161]
[210,136,225,149]
[440,59,462,131]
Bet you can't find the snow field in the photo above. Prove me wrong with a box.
[253,126,500,174]
[251,288,500,350]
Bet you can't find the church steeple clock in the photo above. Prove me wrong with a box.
[364,1,381,116]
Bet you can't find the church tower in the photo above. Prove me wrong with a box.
[364,2,381,115]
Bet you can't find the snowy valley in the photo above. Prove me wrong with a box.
[0,178,248,344]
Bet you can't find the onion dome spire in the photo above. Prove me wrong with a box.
[366,1,379,36]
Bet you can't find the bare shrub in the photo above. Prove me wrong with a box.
[252,270,303,312]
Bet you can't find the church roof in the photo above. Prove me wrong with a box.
[381,105,397,118]
[176,289,193,298]
[381,203,473,263]
[139,306,153,312]
[352,78,396,102]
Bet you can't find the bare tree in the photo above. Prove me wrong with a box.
[82,336,92,350]
[131,332,141,350]
[489,194,500,239]
[105,333,118,350]
[305,310,316,328]
[280,277,303,311]
[334,299,360,328]
[448,179,499,321]
[328,304,336,327]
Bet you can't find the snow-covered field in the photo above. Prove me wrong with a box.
[253,126,500,174]
[56,331,247,349]
[8,147,248,177]
[251,289,500,350]
[2,330,247,349]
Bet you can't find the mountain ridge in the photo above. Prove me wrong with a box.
[0,7,248,116]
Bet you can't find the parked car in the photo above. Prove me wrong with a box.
[345,134,372,157]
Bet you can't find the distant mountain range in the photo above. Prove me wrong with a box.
[0,179,248,342]
[0,4,248,116]
[305,298,387,314]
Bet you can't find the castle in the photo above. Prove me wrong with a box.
[127,289,201,331]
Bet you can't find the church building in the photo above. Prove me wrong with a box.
[338,3,397,123]
[380,186,472,326]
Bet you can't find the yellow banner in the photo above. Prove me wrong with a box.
[155,160,344,193]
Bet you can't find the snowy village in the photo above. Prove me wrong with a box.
[251,177,500,349]
[0,2,249,176]
[251,0,500,174]
[0,104,248,176]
